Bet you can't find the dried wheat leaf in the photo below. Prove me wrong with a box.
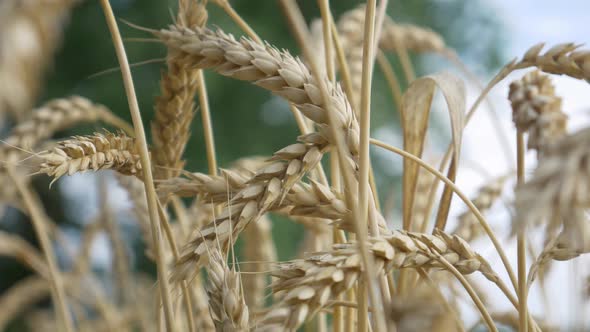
[401,71,465,230]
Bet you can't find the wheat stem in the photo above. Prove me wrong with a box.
[98,1,176,330]
[435,254,497,332]
[214,0,261,43]
[376,51,403,112]
[358,2,381,330]
[197,71,218,177]
[516,131,528,332]
[330,20,356,108]
[318,0,335,83]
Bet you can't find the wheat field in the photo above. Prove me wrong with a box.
[0,0,589,331]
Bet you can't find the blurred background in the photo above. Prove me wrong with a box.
[0,0,589,330]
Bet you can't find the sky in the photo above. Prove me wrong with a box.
[449,0,590,328]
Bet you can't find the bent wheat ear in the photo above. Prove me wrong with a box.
[338,5,446,54]
[0,0,77,120]
[516,43,590,80]
[1,96,131,161]
[257,230,496,330]
[38,131,142,183]
[155,26,359,161]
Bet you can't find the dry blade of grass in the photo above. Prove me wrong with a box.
[400,72,465,231]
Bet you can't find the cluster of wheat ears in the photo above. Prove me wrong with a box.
[1,0,589,331]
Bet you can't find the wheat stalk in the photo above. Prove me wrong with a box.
[242,214,277,310]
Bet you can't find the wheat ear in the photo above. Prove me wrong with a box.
[205,248,250,331]
[1,96,132,160]
[257,230,497,330]
[155,26,359,159]
[151,1,207,180]
[509,70,567,154]
[37,131,142,183]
